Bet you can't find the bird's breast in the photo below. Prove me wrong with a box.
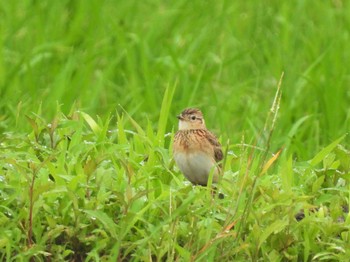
[173,151,218,185]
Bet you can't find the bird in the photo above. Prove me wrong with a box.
[173,108,223,186]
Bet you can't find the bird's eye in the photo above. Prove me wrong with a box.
[191,115,196,120]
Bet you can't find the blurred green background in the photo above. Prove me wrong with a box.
[1,0,349,158]
[1,2,350,260]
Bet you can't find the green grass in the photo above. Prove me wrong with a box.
[1,0,350,261]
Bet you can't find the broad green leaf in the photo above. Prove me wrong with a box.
[258,219,288,248]
[280,155,293,192]
[309,134,347,167]
[312,175,325,193]
[116,113,127,144]
[157,83,176,146]
[0,238,8,249]
[80,112,101,135]
[175,243,191,260]
[83,210,118,239]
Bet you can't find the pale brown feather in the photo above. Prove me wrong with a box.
[174,129,223,167]
[173,108,223,186]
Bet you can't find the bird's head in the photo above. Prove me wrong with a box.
[177,108,206,130]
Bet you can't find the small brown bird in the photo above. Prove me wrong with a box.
[173,108,223,186]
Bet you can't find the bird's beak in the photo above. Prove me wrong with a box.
[177,114,184,120]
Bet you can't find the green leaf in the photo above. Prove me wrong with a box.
[258,219,289,248]
[312,175,325,193]
[0,238,9,249]
[309,134,347,167]
[80,112,101,135]
[119,105,146,137]
[116,113,127,144]
[157,83,176,147]
[285,115,311,147]
[175,243,191,260]
[83,210,118,239]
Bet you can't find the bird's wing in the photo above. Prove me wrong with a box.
[206,131,223,164]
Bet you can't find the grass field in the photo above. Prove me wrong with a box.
[1,1,350,261]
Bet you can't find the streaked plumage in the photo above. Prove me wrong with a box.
[173,108,223,185]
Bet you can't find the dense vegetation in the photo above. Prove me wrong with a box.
[1,1,350,261]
